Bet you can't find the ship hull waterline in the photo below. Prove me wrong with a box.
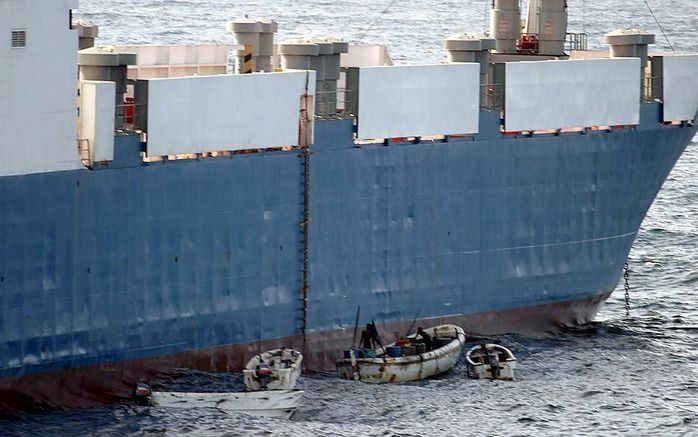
[0,290,610,410]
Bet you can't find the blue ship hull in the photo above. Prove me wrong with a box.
[0,103,695,408]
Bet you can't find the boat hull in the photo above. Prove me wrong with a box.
[466,344,517,381]
[242,349,303,391]
[336,325,466,383]
[150,389,303,419]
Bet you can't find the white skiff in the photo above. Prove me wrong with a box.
[465,343,517,381]
[150,389,304,419]
[336,324,466,383]
[243,348,303,391]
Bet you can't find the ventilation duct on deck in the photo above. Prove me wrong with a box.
[226,18,278,73]
[445,33,495,83]
[73,20,99,50]
[490,0,521,54]
[278,38,348,117]
[78,47,137,105]
[604,29,655,71]
[605,29,655,93]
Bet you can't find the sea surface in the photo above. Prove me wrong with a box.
[3,1,698,435]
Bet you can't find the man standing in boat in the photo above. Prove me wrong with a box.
[359,322,381,350]
[415,327,434,351]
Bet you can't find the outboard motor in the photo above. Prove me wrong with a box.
[255,364,273,390]
[133,382,152,406]
[487,350,501,379]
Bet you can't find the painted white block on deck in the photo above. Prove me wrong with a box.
[145,71,315,156]
[505,58,641,131]
[0,0,82,177]
[356,64,480,140]
[80,81,116,162]
[660,55,698,121]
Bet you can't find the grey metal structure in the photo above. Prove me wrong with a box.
[524,0,568,56]
[490,0,521,54]
[227,18,278,73]
[78,47,137,105]
[278,38,348,117]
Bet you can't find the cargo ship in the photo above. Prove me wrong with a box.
[1,0,697,409]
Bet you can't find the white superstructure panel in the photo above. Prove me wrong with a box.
[660,55,698,122]
[356,64,480,140]
[80,81,116,162]
[504,58,641,132]
[341,45,394,67]
[0,0,81,177]
[145,71,315,156]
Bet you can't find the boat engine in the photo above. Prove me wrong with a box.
[487,350,501,379]
[255,364,273,390]
[133,382,152,406]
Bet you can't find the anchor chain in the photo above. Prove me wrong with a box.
[624,262,630,316]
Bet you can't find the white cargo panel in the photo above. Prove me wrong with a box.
[504,58,641,132]
[145,71,315,156]
[80,81,116,162]
[0,0,82,177]
[660,54,698,121]
[356,64,480,140]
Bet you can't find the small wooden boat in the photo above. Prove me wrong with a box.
[465,343,517,381]
[149,389,304,419]
[243,348,303,391]
[336,324,466,383]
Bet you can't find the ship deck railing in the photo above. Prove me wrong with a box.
[643,76,663,103]
[315,89,355,120]
[115,102,145,133]
[481,84,504,112]
[566,32,589,52]
[77,138,91,167]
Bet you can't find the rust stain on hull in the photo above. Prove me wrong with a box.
[0,291,610,410]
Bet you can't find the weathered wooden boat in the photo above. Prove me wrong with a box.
[243,348,303,391]
[336,324,466,383]
[465,343,517,381]
[149,389,304,419]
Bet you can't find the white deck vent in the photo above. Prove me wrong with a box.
[11,30,26,48]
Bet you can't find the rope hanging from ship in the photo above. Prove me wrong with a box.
[357,0,400,41]
[641,0,676,53]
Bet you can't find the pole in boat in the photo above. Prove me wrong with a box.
[351,306,361,349]
[403,309,421,339]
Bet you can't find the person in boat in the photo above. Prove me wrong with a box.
[415,327,434,351]
[360,322,381,350]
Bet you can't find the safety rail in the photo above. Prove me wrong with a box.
[566,33,588,52]
[643,76,663,103]
[481,83,504,112]
[315,89,355,119]
[77,138,91,167]
[115,101,144,132]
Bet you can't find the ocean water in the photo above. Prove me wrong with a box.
[3,1,698,435]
